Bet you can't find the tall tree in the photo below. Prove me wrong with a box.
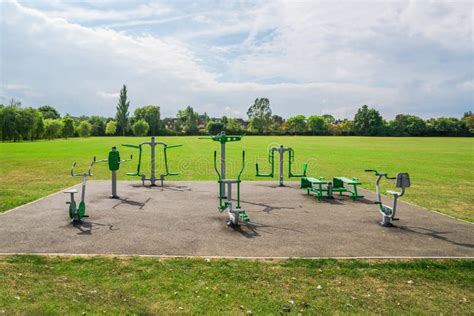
[115,85,130,136]
[353,105,384,136]
[247,98,272,134]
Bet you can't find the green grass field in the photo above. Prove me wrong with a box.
[0,256,472,314]
[1,137,473,313]
[1,136,473,221]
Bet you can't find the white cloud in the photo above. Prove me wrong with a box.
[1,0,472,120]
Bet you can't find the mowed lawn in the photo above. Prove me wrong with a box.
[0,256,472,314]
[0,136,473,221]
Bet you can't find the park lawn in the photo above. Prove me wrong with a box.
[0,136,473,221]
[0,256,472,314]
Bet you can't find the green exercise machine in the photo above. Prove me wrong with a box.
[365,170,411,227]
[200,132,243,197]
[213,149,249,227]
[89,146,132,198]
[256,145,307,186]
[122,137,182,186]
[64,160,95,224]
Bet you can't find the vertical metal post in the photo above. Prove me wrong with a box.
[150,136,156,186]
[111,170,117,198]
[81,174,87,202]
[279,146,284,186]
[221,142,226,197]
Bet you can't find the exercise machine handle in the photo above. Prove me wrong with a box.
[165,144,183,149]
[122,144,141,149]
[237,151,245,180]
[70,161,91,177]
[366,169,396,179]
[213,150,221,179]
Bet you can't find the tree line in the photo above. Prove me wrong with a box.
[1,85,472,142]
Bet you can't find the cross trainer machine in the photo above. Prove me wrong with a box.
[213,149,248,227]
[256,145,307,186]
[89,146,132,198]
[64,160,94,224]
[200,132,243,197]
[365,169,411,227]
[122,137,182,186]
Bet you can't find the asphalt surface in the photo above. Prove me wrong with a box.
[0,181,472,257]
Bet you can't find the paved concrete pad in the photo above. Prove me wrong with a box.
[0,181,472,257]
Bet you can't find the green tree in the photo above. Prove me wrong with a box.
[105,120,117,135]
[353,105,384,136]
[44,119,64,139]
[177,106,198,134]
[132,119,150,136]
[340,119,353,136]
[247,98,272,134]
[16,108,37,140]
[322,114,336,124]
[32,111,44,140]
[462,111,474,134]
[328,123,342,136]
[307,115,328,135]
[116,85,130,136]
[225,118,242,134]
[207,121,225,135]
[132,105,161,135]
[76,121,92,137]
[88,116,106,136]
[391,114,427,136]
[270,115,284,135]
[62,116,75,139]
[38,105,60,119]
[0,106,19,141]
[286,115,306,135]
[427,117,465,136]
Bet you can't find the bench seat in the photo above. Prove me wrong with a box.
[301,177,333,200]
[332,177,363,200]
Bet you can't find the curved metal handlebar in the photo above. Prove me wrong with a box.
[213,150,245,180]
[70,160,94,177]
[365,169,396,179]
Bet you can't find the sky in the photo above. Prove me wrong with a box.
[0,0,473,119]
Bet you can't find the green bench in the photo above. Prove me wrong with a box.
[301,177,333,200]
[332,177,363,200]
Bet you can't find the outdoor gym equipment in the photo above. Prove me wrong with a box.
[89,146,132,198]
[256,145,307,186]
[213,149,249,227]
[64,160,94,224]
[122,137,182,186]
[200,132,243,197]
[365,170,411,227]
